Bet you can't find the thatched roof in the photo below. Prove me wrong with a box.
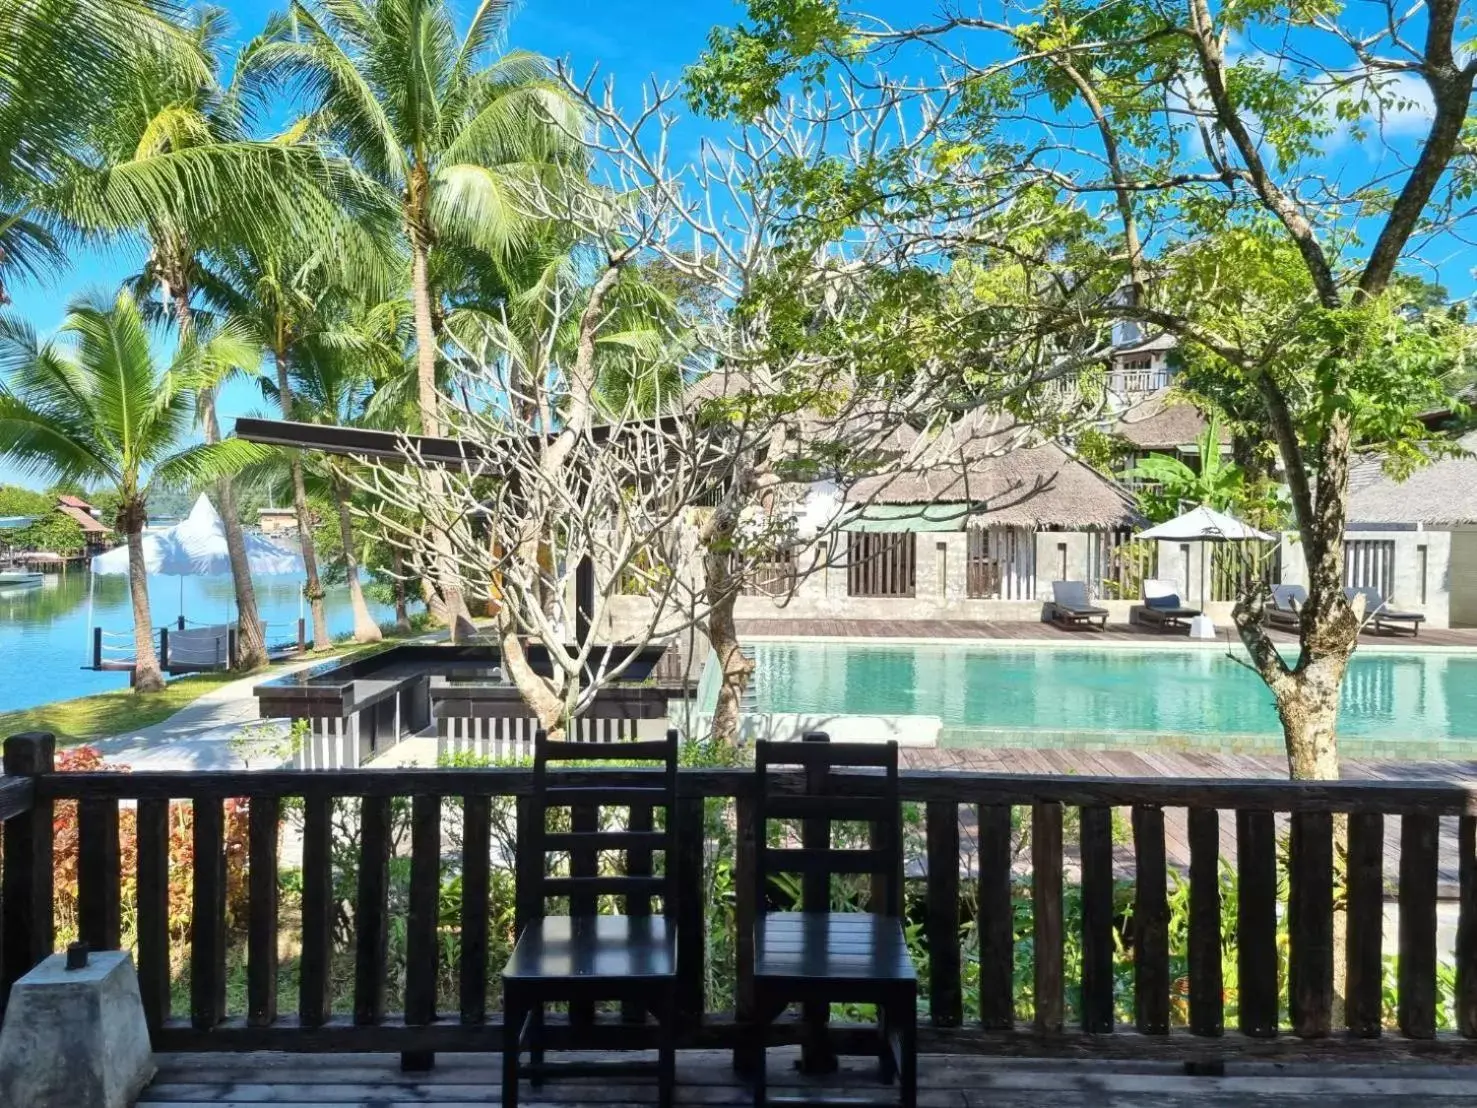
[1113,390,1226,451]
[849,409,1140,528]
[1348,431,1477,527]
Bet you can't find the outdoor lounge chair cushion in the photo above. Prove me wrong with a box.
[1269,584,1307,612]
[1141,580,1194,612]
[1051,580,1106,614]
[1346,586,1424,622]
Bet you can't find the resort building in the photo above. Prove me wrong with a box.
[54,494,113,555]
[1111,389,1232,477]
[1278,428,1477,629]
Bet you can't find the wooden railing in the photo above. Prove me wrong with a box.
[4,730,1477,1066]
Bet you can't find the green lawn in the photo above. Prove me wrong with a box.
[0,671,248,746]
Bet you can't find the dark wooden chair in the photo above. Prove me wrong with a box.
[502,728,681,1108]
[749,736,917,1108]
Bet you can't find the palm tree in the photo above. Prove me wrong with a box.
[275,312,410,644]
[0,291,264,691]
[0,0,206,302]
[62,5,362,670]
[200,231,398,652]
[242,0,587,630]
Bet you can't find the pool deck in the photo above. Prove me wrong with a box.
[738,618,1477,648]
[731,617,1477,894]
[907,745,1477,896]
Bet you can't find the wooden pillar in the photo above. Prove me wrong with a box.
[3,732,56,1020]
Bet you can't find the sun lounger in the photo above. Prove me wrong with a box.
[1346,586,1425,636]
[1132,579,1200,631]
[1050,580,1109,630]
[1264,584,1305,631]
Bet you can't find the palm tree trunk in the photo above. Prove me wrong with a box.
[333,478,381,644]
[167,282,267,669]
[126,512,165,693]
[275,349,330,650]
[407,187,471,636]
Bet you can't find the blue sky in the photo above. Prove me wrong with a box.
[4,0,1473,488]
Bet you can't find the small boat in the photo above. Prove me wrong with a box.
[0,570,45,588]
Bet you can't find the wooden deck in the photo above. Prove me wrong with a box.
[738,618,1477,647]
[137,1049,1477,1105]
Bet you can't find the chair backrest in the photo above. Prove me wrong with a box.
[1052,580,1090,609]
[1142,579,1181,609]
[1270,583,1307,612]
[1346,585,1387,613]
[519,727,680,924]
[754,734,903,917]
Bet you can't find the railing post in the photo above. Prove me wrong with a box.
[92,625,103,670]
[2,732,56,1017]
[159,626,169,670]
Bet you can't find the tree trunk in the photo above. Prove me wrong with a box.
[705,548,752,745]
[167,281,267,669]
[392,546,411,634]
[275,348,330,650]
[1274,662,1345,781]
[125,510,165,693]
[333,479,381,644]
[407,176,471,635]
[498,623,567,740]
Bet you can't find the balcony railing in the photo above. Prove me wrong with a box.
[1110,369,1171,395]
[3,731,1476,1067]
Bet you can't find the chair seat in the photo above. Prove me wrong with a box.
[503,915,676,982]
[755,912,915,982]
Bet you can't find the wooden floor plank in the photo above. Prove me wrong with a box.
[137,1049,1477,1106]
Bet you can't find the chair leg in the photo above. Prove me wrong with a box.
[528,1003,545,1089]
[502,1000,522,1108]
[878,1002,897,1085]
[659,988,677,1108]
[751,988,768,1108]
[899,996,917,1108]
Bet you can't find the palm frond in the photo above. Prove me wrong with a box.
[147,437,273,492]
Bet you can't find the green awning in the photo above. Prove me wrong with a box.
[842,503,974,532]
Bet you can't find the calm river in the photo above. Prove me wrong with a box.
[0,569,402,714]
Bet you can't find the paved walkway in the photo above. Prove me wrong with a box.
[89,654,341,772]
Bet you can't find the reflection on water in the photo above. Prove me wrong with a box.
[0,570,406,713]
[750,642,1477,744]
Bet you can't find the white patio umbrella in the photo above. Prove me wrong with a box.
[1137,505,1275,635]
[87,494,304,653]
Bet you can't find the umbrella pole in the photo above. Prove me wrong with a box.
[85,571,94,664]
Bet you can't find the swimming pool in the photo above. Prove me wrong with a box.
[739,640,1477,756]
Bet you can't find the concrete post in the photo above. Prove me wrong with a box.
[0,948,155,1108]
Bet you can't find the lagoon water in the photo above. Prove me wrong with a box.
[0,570,401,714]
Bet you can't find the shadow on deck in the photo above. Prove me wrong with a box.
[139,1048,1477,1106]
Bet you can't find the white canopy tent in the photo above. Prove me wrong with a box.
[1137,505,1275,638]
[87,494,304,654]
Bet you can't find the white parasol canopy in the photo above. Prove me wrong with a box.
[86,495,304,654]
[90,494,303,577]
[1137,504,1274,543]
[1137,505,1275,637]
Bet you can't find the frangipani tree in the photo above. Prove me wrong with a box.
[0,291,266,691]
[347,68,1110,742]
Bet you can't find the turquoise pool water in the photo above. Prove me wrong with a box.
[745,641,1477,755]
